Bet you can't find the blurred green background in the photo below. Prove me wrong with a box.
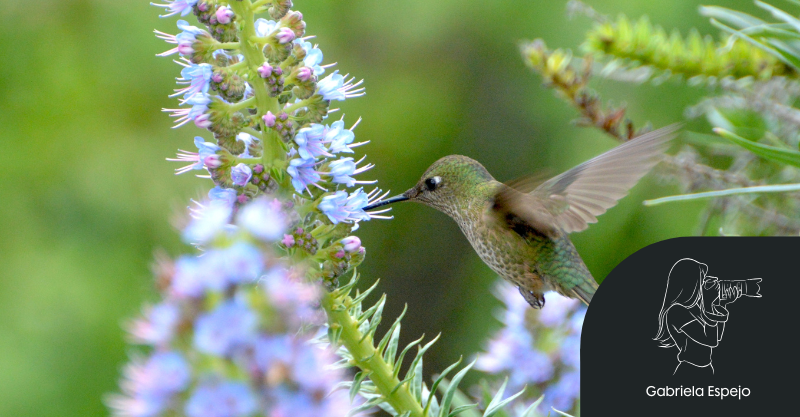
[0,0,766,415]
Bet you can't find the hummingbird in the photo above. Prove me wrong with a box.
[363,125,679,308]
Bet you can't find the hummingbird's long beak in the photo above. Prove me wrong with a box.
[363,193,410,211]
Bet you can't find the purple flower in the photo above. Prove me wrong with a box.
[215,6,234,24]
[109,352,190,417]
[261,268,322,327]
[268,388,351,417]
[185,380,257,417]
[128,302,180,346]
[151,0,197,17]
[317,189,370,224]
[231,163,253,186]
[163,92,212,128]
[294,124,331,159]
[317,70,364,101]
[287,157,321,194]
[537,293,580,328]
[542,371,580,413]
[237,198,287,241]
[194,299,258,356]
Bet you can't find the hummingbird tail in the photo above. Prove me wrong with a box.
[570,279,598,306]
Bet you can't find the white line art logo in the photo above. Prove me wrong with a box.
[654,258,762,375]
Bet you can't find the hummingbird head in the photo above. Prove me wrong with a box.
[363,155,495,217]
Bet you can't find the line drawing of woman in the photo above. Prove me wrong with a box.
[653,258,741,375]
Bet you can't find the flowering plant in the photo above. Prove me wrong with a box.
[108,1,572,417]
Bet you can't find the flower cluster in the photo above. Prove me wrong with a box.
[475,281,585,415]
[110,1,388,416]
[110,196,355,417]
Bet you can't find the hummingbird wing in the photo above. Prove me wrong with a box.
[492,124,679,235]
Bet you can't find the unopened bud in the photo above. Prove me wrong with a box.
[263,111,276,127]
[215,6,234,24]
[276,27,296,44]
[341,236,362,252]
[296,66,313,82]
[258,63,273,78]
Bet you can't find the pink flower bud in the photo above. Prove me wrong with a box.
[194,113,212,129]
[236,194,248,204]
[212,72,224,83]
[203,155,222,169]
[334,250,345,259]
[216,6,234,24]
[257,63,273,78]
[341,236,361,253]
[276,27,296,44]
[263,111,276,127]
[253,164,264,174]
[282,234,295,247]
[296,67,313,82]
[178,43,195,56]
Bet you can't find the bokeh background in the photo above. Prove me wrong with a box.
[0,0,768,415]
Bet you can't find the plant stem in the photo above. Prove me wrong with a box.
[321,292,425,417]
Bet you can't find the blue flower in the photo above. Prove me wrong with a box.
[173,63,212,100]
[208,186,237,206]
[231,163,253,186]
[220,242,264,284]
[261,268,322,327]
[237,198,286,241]
[542,371,580,413]
[316,70,364,101]
[193,299,258,356]
[254,18,278,37]
[294,39,325,75]
[163,93,212,128]
[155,20,208,58]
[326,120,356,154]
[318,189,371,224]
[128,302,180,346]
[287,157,321,194]
[294,124,332,159]
[326,156,375,187]
[185,380,257,417]
[182,199,233,244]
[151,0,197,17]
[268,387,351,417]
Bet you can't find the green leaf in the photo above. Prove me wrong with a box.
[520,396,545,417]
[393,335,425,378]
[438,360,476,417]
[756,1,800,33]
[483,379,526,417]
[709,18,800,70]
[551,408,575,417]
[714,127,800,168]
[350,279,380,307]
[378,304,406,364]
[700,6,767,29]
[403,334,441,387]
[644,183,800,206]
[347,396,384,417]
[350,371,371,402]
[449,404,479,417]
[424,358,463,417]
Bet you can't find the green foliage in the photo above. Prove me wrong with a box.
[584,13,792,82]
[321,272,538,417]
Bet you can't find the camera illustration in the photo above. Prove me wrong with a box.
[703,276,762,303]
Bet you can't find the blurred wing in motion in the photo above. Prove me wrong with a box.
[491,124,680,236]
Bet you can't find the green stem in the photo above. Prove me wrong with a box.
[230,96,256,111]
[321,292,425,417]
[212,41,241,51]
[229,0,282,164]
[283,98,312,114]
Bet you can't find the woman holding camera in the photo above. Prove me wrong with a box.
[654,258,741,376]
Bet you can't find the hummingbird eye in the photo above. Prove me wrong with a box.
[424,176,441,191]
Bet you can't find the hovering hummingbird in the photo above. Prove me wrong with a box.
[363,125,679,308]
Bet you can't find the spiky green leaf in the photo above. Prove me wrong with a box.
[714,128,800,168]
[438,360,476,417]
[424,358,463,417]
